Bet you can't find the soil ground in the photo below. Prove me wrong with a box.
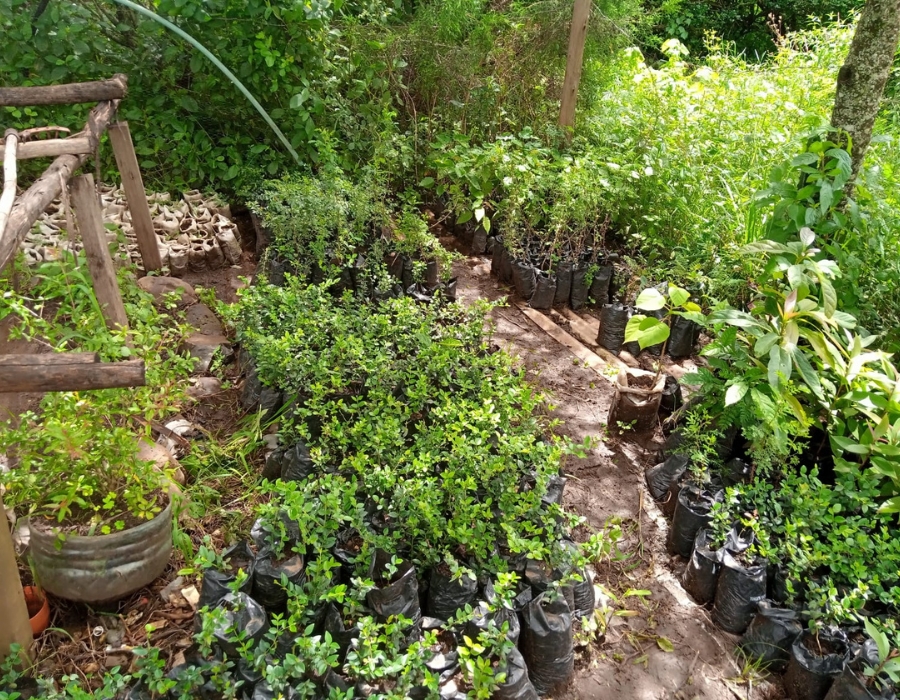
[449,250,777,700]
[0,231,782,698]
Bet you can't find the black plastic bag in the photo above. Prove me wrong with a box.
[784,629,850,700]
[241,364,283,416]
[668,315,699,358]
[541,474,567,507]
[660,375,683,415]
[265,256,287,287]
[333,529,365,581]
[682,529,722,605]
[262,448,283,481]
[493,647,540,700]
[722,458,752,487]
[768,565,790,604]
[824,666,889,700]
[554,261,573,305]
[524,559,575,614]
[323,603,360,662]
[645,454,689,500]
[598,303,629,355]
[472,225,488,255]
[252,549,305,611]
[739,601,802,671]
[281,440,315,482]
[366,557,421,623]
[529,272,557,310]
[511,260,537,300]
[491,241,505,277]
[199,541,256,609]
[212,592,268,658]
[569,262,590,310]
[485,236,497,255]
[519,592,575,695]
[499,247,514,284]
[589,265,613,306]
[427,566,478,621]
[466,598,521,646]
[667,485,720,558]
[712,552,767,634]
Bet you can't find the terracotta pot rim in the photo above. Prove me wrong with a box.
[23,585,50,637]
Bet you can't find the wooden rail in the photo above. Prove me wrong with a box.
[0,75,128,107]
[0,358,145,393]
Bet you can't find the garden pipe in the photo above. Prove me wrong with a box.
[105,0,301,165]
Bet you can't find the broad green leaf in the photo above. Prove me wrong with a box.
[877,496,900,514]
[474,207,485,222]
[418,177,435,188]
[625,316,670,349]
[785,393,807,423]
[635,288,666,311]
[708,309,764,329]
[786,266,804,290]
[792,348,824,400]
[819,181,834,214]
[657,637,675,653]
[725,382,748,406]
[755,333,779,357]
[783,320,799,349]
[819,275,836,318]
[799,227,816,247]
[668,285,689,308]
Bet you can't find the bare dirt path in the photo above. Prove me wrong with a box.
[451,253,756,700]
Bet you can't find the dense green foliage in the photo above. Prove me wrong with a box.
[0,255,193,528]
[228,281,581,571]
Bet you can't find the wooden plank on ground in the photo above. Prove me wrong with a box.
[516,302,617,383]
[558,307,630,371]
[0,359,145,393]
[69,173,129,331]
[107,122,162,272]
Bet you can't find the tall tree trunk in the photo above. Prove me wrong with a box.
[830,0,900,181]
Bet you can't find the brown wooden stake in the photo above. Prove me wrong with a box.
[0,99,118,273]
[0,359,145,393]
[69,174,129,331]
[107,122,162,272]
[0,493,32,663]
[0,74,127,107]
[558,0,592,134]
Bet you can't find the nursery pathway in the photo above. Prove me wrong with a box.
[449,252,767,700]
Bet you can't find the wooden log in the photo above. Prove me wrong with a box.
[0,100,118,273]
[0,131,17,241]
[0,75,127,107]
[0,137,92,161]
[69,174,129,331]
[0,494,32,663]
[107,123,162,272]
[0,359,145,393]
[0,352,99,367]
[559,0,592,132]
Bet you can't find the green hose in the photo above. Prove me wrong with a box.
[107,0,301,164]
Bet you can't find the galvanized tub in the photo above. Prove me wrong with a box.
[29,499,173,602]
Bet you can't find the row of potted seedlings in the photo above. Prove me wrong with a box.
[646,430,899,700]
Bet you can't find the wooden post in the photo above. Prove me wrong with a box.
[0,358,145,393]
[0,137,92,161]
[558,0,592,133]
[107,123,162,272]
[69,174,129,331]
[0,493,32,663]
